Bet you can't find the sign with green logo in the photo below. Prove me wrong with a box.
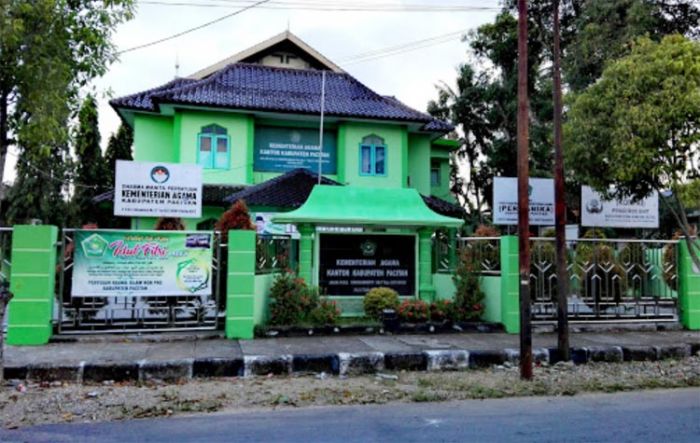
[71,230,213,297]
[254,126,337,174]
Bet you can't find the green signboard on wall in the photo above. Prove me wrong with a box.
[254,126,337,174]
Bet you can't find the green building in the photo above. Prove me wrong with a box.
[105,31,464,316]
[108,31,461,229]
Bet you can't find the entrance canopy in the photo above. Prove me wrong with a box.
[272,185,463,228]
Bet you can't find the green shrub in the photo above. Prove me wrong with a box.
[308,299,341,326]
[452,248,485,321]
[363,287,399,320]
[397,299,429,323]
[429,300,454,322]
[268,272,319,325]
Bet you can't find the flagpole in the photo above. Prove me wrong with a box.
[318,70,326,184]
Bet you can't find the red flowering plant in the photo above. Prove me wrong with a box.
[396,300,429,323]
[429,300,454,322]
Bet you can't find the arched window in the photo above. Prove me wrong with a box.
[198,124,230,169]
[359,134,386,176]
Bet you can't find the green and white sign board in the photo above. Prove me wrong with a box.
[71,230,213,297]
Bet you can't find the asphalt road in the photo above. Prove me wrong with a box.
[2,388,699,443]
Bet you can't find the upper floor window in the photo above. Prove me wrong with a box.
[359,135,386,176]
[198,124,229,169]
[431,162,441,186]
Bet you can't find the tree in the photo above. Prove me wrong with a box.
[216,200,255,244]
[565,35,700,268]
[428,12,553,220]
[105,123,133,187]
[73,94,109,225]
[0,0,134,222]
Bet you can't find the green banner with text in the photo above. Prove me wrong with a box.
[71,230,213,297]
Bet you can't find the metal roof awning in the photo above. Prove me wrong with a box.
[272,185,463,228]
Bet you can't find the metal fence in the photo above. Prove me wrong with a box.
[435,236,679,322]
[530,237,678,322]
[256,235,294,274]
[0,227,11,332]
[56,229,225,334]
[434,235,501,275]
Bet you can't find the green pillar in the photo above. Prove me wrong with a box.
[679,240,700,330]
[7,225,58,346]
[298,224,314,285]
[500,235,520,334]
[418,228,436,302]
[226,230,256,339]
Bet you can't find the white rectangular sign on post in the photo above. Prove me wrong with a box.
[114,160,203,218]
[581,186,659,228]
[493,177,554,225]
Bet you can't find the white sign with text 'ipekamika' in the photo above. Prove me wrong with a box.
[493,177,555,225]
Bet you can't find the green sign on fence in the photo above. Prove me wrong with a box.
[72,230,213,297]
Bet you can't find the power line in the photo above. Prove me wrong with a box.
[137,0,500,12]
[338,29,468,65]
[118,0,271,54]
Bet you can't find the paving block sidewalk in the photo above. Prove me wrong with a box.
[4,331,700,382]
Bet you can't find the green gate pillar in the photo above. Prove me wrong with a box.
[226,230,256,339]
[418,228,436,302]
[679,240,700,330]
[298,223,314,285]
[7,225,58,346]
[500,235,520,333]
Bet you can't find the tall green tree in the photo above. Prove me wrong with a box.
[73,94,109,225]
[430,0,700,219]
[104,123,133,187]
[0,0,134,224]
[565,35,700,267]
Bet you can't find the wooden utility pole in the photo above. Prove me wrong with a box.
[552,0,570,361]
[517,0,533,380]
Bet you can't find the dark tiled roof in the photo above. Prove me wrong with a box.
[111,63,453,132]
[421,195,464,218]
[92,184,245,207]
[224,168,463,218]
[224,168,340,207]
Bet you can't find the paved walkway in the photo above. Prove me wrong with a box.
[6,330,699,369]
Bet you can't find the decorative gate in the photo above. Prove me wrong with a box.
[56,229,225,334]
[530,238,678,322]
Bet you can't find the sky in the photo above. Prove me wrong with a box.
[4,0,501,182]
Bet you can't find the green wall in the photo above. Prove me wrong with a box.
[177,110,253,185]
[430,143,455,203]
[408,134,431,195]
[254,273,276,325]
[340,122,408,189]
[133,114,175,162]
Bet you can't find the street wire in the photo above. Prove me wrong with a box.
[118,0,271,54]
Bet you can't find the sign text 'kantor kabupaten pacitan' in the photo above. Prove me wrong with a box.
[493,177,555,226]
[71,230,213,297]
[114,160,203,218]
[318,234,415,296]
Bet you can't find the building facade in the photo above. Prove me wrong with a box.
[109,31,461,229]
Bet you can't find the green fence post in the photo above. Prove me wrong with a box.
[226,230,256,339]
[298,224,314,284]
[448,227,458,270]
[7,225,58,346]
[679,240,700,330]
[418,228,436,302]
[500,235,520,333]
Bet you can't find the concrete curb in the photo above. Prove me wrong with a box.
[4,343,698,383]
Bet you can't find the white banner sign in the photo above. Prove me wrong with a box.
[581,186,658,228]
[114,160,202,218]
[493,177,554,225]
